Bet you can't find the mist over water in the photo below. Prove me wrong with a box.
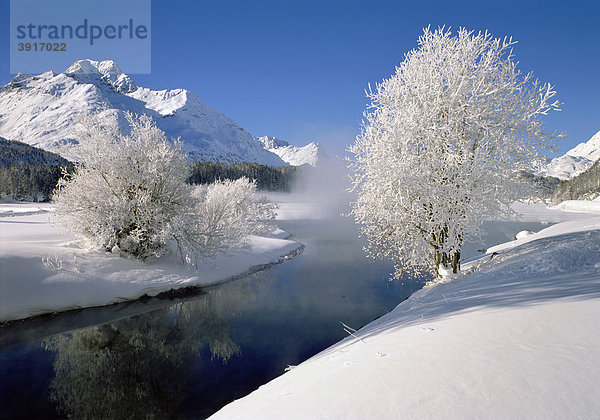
[272,161,378,245]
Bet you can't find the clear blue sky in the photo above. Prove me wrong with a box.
[1,0,598,157]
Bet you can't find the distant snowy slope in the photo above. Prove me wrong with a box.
[256,136,329,167]
[539,130,600,180]
[0,59,286,166]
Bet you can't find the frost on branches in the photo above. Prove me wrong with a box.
[349,27,560,279]
[171,178,277,267]
[52,112,275,265]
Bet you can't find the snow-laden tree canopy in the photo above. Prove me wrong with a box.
[349,27,561,279]
[53,112,275,264]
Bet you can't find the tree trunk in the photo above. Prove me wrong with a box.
[451,250,460,273]
[432,225,460,279]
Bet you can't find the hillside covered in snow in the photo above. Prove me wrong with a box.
[538,130,600,180]
[0,60,287,166]
[256,136,329,167]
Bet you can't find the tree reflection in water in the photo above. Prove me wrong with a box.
[41,271,271,418]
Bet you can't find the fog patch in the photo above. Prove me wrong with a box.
[289,157,354,219]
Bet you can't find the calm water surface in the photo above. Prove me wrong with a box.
[0,217,550,418]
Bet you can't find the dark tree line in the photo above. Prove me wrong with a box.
[188,161,298,192]
[0,138,72,201]
[552,159,600,202]
[0,164,69,201]
[519,158,600,203]
[518,171,561,200]
[0,137,69,167]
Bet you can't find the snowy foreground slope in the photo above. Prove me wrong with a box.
[0,204,302,322]
[211,205,600,419]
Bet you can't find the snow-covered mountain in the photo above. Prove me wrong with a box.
[0,59,286,166]
[255,136,329,167]
[538,130,600,180]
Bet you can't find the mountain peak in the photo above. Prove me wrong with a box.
[66,59,122,76]
[256,136,290,149]
[65,59,137,93]
[0,60,287,166]
[256,136,328,167]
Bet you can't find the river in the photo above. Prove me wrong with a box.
[0,214,551,418]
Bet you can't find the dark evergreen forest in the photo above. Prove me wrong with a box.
[0,138,71,201]
[552,159,600,201]
[187,161,298,192]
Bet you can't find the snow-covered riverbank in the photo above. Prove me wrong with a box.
[0,203,303,322]
[211,201,600,419]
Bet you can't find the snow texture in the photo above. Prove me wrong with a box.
[515,229,534,239]
[210,202,600,419]
[551,197,600,214]
[0,203,302,322]
[0,60,286,166]
[538,130,600,180]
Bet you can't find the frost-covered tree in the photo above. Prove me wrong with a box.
[172,178,276,267]
[54,112,191,259]
[53,111,275,262]
[349,27,560,279]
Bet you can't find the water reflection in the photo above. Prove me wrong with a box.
[41,271,274,419]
